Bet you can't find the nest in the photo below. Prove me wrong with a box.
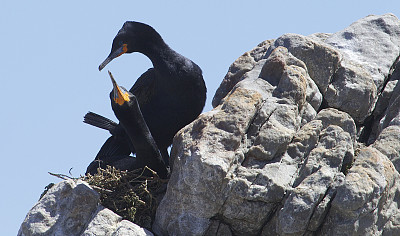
[83,166,168,229]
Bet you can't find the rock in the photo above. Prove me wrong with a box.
[362,58,400,144]
[241,14,400,125]
[325,14,400,91]
[315,108,357,143]
[18,180,153,236]
[154,43,326,235]
[372,59,400,121]
[248,107,354,236]
[372,125,400,172]
[19,180,99,236]
[204,220,233,236]
[267,33,342,94]
[320,147,400,235]
[82,207,153,236]
[307,32,332,42]
[324,13,400,123]
[154,13,400,236]
[153,82,265,236]
[324,59,377,124]
[212,39,274,107]
[154,42,349,236]
[373,60,400,136]
[267,32,377,123]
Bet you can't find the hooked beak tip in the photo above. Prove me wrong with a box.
[98,58,110,71]
[99,45,126,72]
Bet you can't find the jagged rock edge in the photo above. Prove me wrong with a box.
[360,53,400,144]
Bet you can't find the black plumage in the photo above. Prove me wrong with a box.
[86,21,206,174]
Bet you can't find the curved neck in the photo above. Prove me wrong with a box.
[140,42,182,73]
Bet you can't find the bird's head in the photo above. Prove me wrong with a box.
[99,21,163,71]
[108,70,131,106]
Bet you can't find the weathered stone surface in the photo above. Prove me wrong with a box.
[324,59,377,123]
[373,59,400,120]
[18,180,153,236]
[212,40,274,107]
[154,44,348,236]
[82,207,121,236]
[320,147,400,235]
[363,58,400,144]
[204,220,233,236]
[374,60,400,134]
[373,125,400,172]
[215,14,400,124]
[276,123,353,236]
[315,108,357,143]
[153,83,265,236]
[154,13,400,236]
[81,207,153,236]
[325,14,400,91]
[324,13,400,123]
[267,33,342,94]
[19,180,100,236]
[307,32,332,42]
[154,43,325,235]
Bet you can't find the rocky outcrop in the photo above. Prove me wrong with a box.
[18,180,153,236]
[154,13,400,235]
[20,14,400,236]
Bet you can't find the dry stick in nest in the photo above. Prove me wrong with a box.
[85,166,167,229]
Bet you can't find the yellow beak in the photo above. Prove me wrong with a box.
[108,71,130,105]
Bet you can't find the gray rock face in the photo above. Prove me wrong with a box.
[373,125,400,172]
[374,60,400,135]
[262,14,400,124]
[154,14,400,236]
[18,180,153,236]
[325,14,400,91]
[212,40,274,107]
[324,14,400,124]
[267,33,342,95]
[320,147,400,235]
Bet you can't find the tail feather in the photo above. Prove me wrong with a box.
[84,112,118,132]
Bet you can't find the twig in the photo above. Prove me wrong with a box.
[91,185,113,193]
[48,172,75,180]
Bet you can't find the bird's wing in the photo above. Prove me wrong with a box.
[95,134,133,160]
[86,153,135,175]
[83,112,118,132]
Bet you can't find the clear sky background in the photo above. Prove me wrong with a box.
[2,1,400,235]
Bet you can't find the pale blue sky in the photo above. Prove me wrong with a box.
[2,1,399,235]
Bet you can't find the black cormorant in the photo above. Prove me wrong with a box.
[87,72,168,178]
[86,21,206,173]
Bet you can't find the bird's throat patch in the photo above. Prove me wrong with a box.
[118,44,128,57]
[114,90,130,105]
